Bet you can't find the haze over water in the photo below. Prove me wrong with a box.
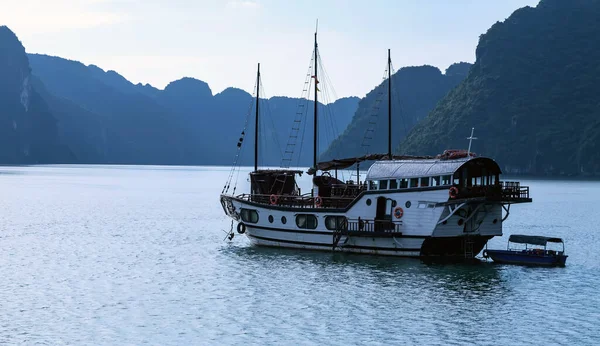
[0,165,598,345]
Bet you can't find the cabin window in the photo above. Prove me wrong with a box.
[432,176,440,187]
[241,208,259,223]
[399,179,408,188]
[441,175,451,185]
[420,177,429,187]
[490,175,496,185]
[379,180,388,190]
[296,214,318,229]
[452,175,460,185]
[409,178,419,188]
[325,216,347,230]
[369,180,378,190]
[389,179,398,189]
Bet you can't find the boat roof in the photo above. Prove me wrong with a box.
[365,157,501,180]
[509,234,564,246]
[307,153,435,175]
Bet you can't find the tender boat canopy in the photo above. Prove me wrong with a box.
[365,157,501,181]
[509,234,564,246]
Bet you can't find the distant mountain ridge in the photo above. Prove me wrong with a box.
[0,26,73,163]
[399,0,600,176]
[27,53,359,165]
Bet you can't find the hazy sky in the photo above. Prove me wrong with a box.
[1,0,539,99]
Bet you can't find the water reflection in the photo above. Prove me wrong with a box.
[223,244,507,296]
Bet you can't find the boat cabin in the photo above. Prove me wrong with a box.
[364,157,521,200]
[250,170,302,201]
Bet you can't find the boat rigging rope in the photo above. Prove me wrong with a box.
[222,80,257,195]
[361,61,391,154]
[388,61,409,139]
[281,51,314,168]
[292,51,316,169]
[258,78,284,161]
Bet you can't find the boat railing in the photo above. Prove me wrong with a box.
[453,181,530,201]
[500,181,530,200]
[237,193,357,209]
[341,218,403,234]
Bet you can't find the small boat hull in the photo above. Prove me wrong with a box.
[484,249,567,266]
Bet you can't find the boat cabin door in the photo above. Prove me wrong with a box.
[375,197,394,231]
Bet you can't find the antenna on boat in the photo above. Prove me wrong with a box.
[387,48,392,160]
[254,63,260,172]
[467,127,477,157]
[312,20,319,172]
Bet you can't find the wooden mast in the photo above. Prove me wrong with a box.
[254,63,260,172]
[312,30,318,172]
[387,49,392,159]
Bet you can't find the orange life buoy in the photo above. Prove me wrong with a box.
[315,196,322,207]
[449,186,459,199]
[269,194,278,205]
[394,206,404,219]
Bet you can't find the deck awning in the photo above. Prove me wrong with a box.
[366,158,469,180]
[509,234,564,246]
[307,154,435,175]
[364,157,501,180]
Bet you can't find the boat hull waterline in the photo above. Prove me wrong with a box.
[221,189,505,258]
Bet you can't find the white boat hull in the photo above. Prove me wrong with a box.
[221,187,506,258]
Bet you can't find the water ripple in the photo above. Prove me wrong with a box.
[0,167,598,344]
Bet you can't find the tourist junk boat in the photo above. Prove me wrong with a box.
[483,235,568,266]
[219,30,532,260]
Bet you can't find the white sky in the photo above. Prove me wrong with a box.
[0,0,539,99]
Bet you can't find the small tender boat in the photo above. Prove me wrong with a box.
[483,234,567,266]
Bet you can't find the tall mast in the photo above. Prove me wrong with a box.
[254,63,260,172]
[387,48,392,159]
[313,31,318,171]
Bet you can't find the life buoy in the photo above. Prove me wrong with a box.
[393,206,404,219]
[269,194,278,205]
[449,186,459,199]
[237,222,246,234]
[482,249,489,258]
[315,196,323,207]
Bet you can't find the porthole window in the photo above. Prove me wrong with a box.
[240,208,259,223]
[458,219,464,226]
[268,215,274,223]
[281,216,287,224]
[392,200,397,207]
[296,214,318,229]
[366,199,372,206]
[325,216,347,230]
[405,201,411,208]
[493,218,498,224]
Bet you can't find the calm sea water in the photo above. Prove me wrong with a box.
[0,165,598,345]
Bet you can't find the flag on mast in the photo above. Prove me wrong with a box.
[311,75,320,92]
